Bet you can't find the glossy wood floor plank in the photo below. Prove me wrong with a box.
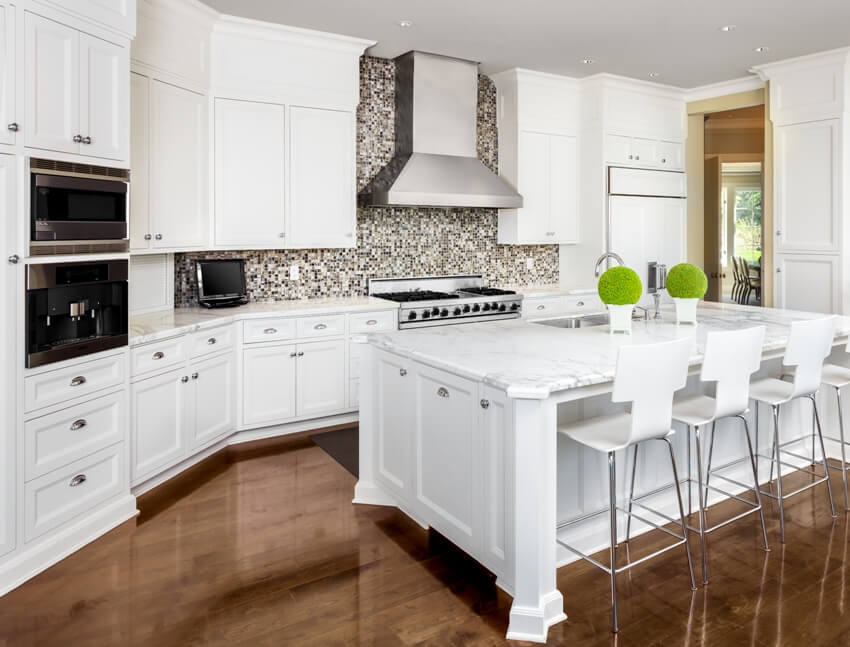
[2,439,850,646]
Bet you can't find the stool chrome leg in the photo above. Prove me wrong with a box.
[738,414,769,552]
[811,395,837,518]
[608,450,619,633]
[772,404,786,543]
[625,444,639,542]
[694,425,709,583]
[687,425,693,517]
[755,402,760,485]
[769,406,779,487]
[664,438,697,591]
[812,400,817,465]
[705,421,717,494]
[835,387,850,510]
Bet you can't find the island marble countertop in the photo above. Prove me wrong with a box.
[130,297,399,346]
[500,283,596,298]
[364,302,850,399]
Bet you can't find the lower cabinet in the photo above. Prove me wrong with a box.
[296,339,346,418]
[131,351,235,484]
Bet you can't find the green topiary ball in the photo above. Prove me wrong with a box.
[666,263,708,299]
[598,266,643,305]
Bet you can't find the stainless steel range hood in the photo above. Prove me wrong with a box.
[360,51,523,209]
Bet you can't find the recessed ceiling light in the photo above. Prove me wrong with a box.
[754,46,770,53]
[581,58,595,65]
[648,72,661,78]
[397,19,413,28]
[719,24,736,32]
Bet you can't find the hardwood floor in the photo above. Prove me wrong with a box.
[2,436,850,646]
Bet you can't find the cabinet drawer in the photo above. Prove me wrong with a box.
[25,391,125,481]
[563,295,604,313]
[24,444,125,543]
[243,318,296,344]
[191,324,234,358]
[523,296,568,318]
[349,311,396,334]
[25,353,126,413]
[131,336,188,377]
[296,314,345,338]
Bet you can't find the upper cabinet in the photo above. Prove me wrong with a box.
[214,98,286,248]
[0,2,15,146]
[24,12,129,162]
[604,134,683,170]
[288,106,356,248]
[32,0,136,37]
[493,70,581,245]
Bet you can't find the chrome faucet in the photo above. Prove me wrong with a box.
[594,252,625,278]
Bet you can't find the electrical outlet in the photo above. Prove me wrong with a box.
[289,264,300,281]
[526,258,535,270]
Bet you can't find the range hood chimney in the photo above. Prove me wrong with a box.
[360,51,523,209]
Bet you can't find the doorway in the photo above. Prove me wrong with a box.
[701,105,765,305]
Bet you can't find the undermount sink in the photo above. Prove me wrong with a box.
[532,313,610,329]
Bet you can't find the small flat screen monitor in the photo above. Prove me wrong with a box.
[195,259,248,308]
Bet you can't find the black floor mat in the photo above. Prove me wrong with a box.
[310,427,359,477]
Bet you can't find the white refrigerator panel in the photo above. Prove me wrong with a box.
[609,167,686,198]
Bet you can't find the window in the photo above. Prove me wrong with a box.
[733,188,762,264]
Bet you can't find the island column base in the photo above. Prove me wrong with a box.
[506,590,568,643]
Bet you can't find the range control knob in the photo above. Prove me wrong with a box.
[482,303,491,311]
[408,311,418,320]
[431,307,440,316]
[491,302,499,311]
[463,304,471,313]
[440,309,449,317]
[510,303,520,311]
[453,307,462,316]
[472,304,481,312]
[422,310,431,319]
[498,303,507,312]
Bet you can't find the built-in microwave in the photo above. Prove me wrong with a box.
[30,159,130,256]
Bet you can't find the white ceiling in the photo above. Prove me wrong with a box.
[199,0,850,88]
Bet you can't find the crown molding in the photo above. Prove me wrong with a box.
[683,75,764,103]
[214,14,375,55]
[750,46,850,80]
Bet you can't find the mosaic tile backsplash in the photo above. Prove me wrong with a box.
[174,56,558,306]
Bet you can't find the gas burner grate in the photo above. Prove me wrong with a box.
[373,291,460,303]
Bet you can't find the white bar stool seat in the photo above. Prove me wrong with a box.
[818,342,850,509]
[750,316,838,543]
[821,364,850,389]
[659,326,769,586]
[557,337,696,633]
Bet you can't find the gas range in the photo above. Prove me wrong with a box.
[369,275,523,328]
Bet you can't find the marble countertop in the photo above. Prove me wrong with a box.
[364,302,850,399]
[130,296,399,346]
[501,283,596,298]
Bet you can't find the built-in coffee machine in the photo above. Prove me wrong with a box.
[25,260,128,368]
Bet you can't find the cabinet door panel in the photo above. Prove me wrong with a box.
[242,344,296,427]
[296,339,345,417]
[631,137,657,166]
[79,33,128,161]
[375,352,413,496]
[414,366,479,549]
[150,80,206,248]
[288,106,355,248]
[0,3,14,146]
[517,130,550,242]
[604,134,631,164]
[775,254,838,314]
[24,13,79,154]
[657,141,683,170]
[549,134,579,243]
[131,369,187,483]
[214,99,286,247]
[192,352,235,449]
[129,72,150,249]
[480,386,513,580]
[0,153,15,557]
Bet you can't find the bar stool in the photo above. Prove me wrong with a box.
[749,316,838,543]
[816,340,850,510]
[658,326,770,585]
[557,337,696,633]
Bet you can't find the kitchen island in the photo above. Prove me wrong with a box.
[353,302,850,642]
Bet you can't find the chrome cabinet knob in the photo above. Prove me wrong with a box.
[69,376,86,387]
[278,232,285,238]
[537,304,545,310]
[297,351,304,357]
[191,372,198,380]
[152,351,164,360]
[181,375,189,383]
[155,234,162,240]
[480,399,489,409]
[776,230,782,236]
[7,122,18,132]
[577,300,585,306]
[437,387,449,398]
[7,254,19,264]
[144,234,152,240]
[635,155,640,160]
[399,368,407,377]
[207,337,217,345]
[289,351,297,357]
[82,136,92,145]
[69,474,87,487]
[70,419,88,431]
[73,134,83,143]
[776,267,782,273]
[661,158,667,163]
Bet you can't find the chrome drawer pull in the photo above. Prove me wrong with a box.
[152,351,165,360]
[366,319,378,326]
[69,376,86,387]
[577,301,585,307]
[191,372,199,380]
[297,351,304,357]
[437,387,449,398]
[399,368,407,377]
[69,474,87,487]
[537,304,546,310]
[480,399,489,409]
[314,323,327,330]
[263,328,277,334]
[207,337,217,345]
[70,419,88,431]
[181,375,189,383]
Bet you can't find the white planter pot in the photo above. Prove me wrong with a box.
[607,304,634,334]
[672,297,699,324]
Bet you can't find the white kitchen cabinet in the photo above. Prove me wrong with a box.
[775,254,839,314]
[190,352,235,450]
[214,98,286,247]
[605,134,683,170]
[656,140,683,170]
[288,106,356,248]
[129,72,150,250]
[374,351,414,503]
[149,79,207,248]
[499,131,579,244]
[242,343,297,427]
[0,152,16,558]
[775,120,840,253]
[0,2,16,146]
[79,32,128,160]
[131,367,187,482]
[296,339,346,418]
[24,12,128,161]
